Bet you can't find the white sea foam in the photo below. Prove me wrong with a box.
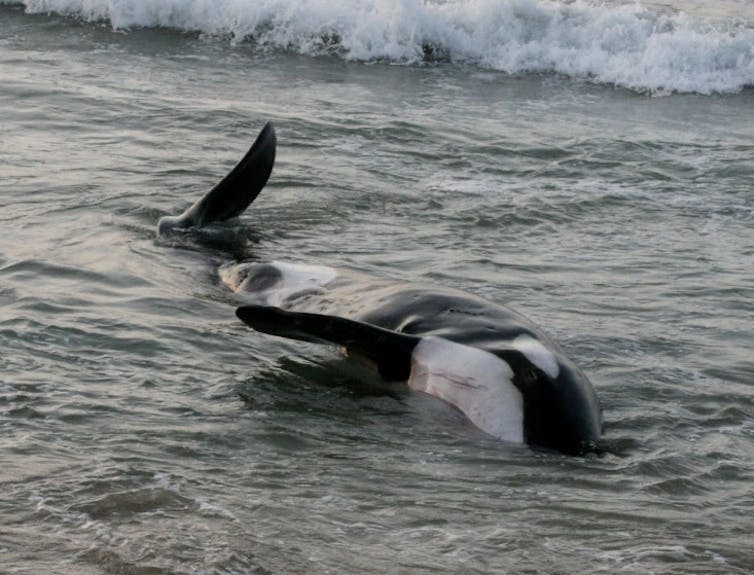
[9,0,754,94]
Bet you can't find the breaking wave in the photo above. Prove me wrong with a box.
[8,0,754,94]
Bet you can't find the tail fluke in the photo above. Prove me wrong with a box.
[158,122,276,235]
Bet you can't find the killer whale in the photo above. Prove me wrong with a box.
[224,262,602,454]
[160,122,603,455]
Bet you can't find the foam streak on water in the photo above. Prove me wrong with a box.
[7,0,754,94]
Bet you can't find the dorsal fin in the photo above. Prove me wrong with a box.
[236,305,421,380]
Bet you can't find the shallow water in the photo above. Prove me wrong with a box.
[1,3,753,574]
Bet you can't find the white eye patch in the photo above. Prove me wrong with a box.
[511,334,559,379]
[408,336,524,443]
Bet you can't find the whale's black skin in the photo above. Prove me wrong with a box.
[159,121,603,455]
[158,122,276,235]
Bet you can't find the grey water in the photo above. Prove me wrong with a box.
[1,4,753,574]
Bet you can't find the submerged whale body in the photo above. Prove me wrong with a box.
[224,262,603,455]
[160,122,603,455]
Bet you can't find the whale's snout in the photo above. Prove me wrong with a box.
[521,358,602,455]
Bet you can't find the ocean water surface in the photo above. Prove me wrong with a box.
[1,1,753,573]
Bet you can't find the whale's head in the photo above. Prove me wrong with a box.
[510,338,603,455]
[406,334,602,455]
